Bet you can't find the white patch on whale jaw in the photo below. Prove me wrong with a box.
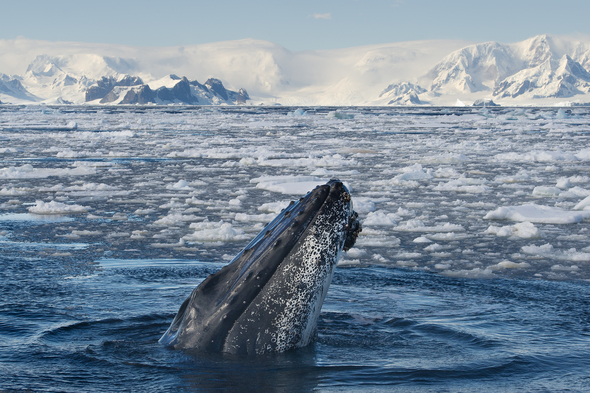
[270,198,350,354]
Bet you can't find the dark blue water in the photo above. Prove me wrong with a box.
[2,105,590,392]
[2,253,589,392]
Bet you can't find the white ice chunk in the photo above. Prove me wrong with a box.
[393,219,465,232]
[522,244,590,262]
[183,221,248,243]
[494,170,532,183]
[484,204,590,224]
[228,198,242,206]
[234,212,276,223]
[28,200,90,214]
[153,212,201,226]
[424,243,444,252]
[353,197,376,214]
[556,177,571,189]
[258,200,291,214]
[252,175,330,195]
[421,154,467,165]
[0,164,95,179]
[532,186,561,197]
[434,177,491,193]
[489,261,531,269]
[362,210,398,226]
[495,150,578,163]
[442,267,496,279]
[0,187,30,195]
[485,221,542,239]
[167,180,193,190]
[574,196,590,211]
[345,248,367,258]
[326,110,354,119]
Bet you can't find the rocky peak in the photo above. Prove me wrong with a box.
[380,82,426,98]
[557,55,590,81]
[86,75,144,102]
[524,35,554,68]
[205,78,228,100]
[423,41,516,93]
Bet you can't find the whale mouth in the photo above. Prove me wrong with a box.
[159,179,360,353]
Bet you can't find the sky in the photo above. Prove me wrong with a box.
[2,0,590,50]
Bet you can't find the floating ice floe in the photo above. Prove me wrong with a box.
[254,154,357,168]
[0,187,30,195]
[420,153,468,164]
[287,108,308,116]
[425,232,471,241]
[434,177,491,193]
[0,164,95,179]
[326,110,354,119]
[494,170,532,183]
[353,198,376,214]
[251,175,330,195]
[443,267,496,279]
[485,221,542,239]
[489,261,531,270]
[362,210,398,226]
[234,213,276,223]
[56,149,104,158]
[494,150,587,163]
[166,180,193,190]
[257,200,291,214]
[521,244,590,262]
[182,221,248,243]
[532,185,590,199]
[392,219,465,232]
[28,200,90,214]
[559,187,590,199]
[574,196,590,210]
[153,212,201,226]
[63,182,130,196]
[390,164,433,187]
[484,204,590,224]
[532,186,561,197]
[345,248,367,259]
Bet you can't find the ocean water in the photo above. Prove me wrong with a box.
[1,105,589,392]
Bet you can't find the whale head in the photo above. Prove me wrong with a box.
[159,179,361,355]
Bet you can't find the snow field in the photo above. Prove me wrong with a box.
[1,106,589,280]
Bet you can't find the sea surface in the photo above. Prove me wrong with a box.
[1,105,589,392]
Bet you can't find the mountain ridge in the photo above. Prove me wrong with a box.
[1,35,590,106]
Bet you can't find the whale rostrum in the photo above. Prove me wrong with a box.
[159,179,361,355]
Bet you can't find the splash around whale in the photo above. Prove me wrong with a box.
[159,179,361,355]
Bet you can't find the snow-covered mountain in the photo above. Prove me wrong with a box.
[1,35,590,106]
[413,35,590,105]
[84,74,249,105]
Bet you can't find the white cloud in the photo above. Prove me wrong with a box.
[310,13,332,20]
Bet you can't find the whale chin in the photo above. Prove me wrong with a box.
[159,179,361,355]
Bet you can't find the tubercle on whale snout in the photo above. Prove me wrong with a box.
[343,211,361,251]
[323,180,361,252]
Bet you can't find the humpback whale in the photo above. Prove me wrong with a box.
[159,179,361,355]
